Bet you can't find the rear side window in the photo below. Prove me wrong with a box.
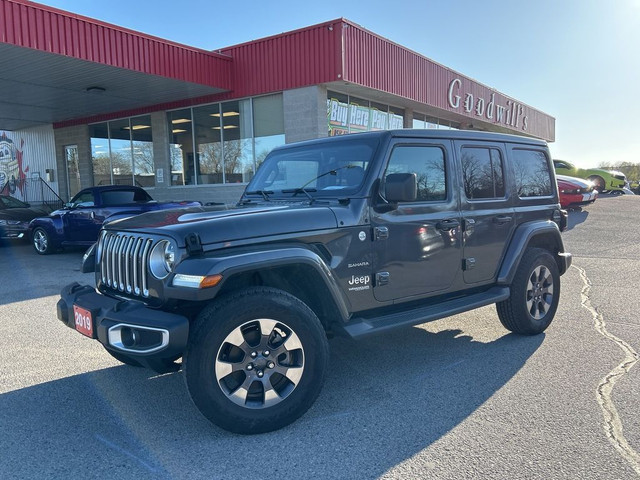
[461,147,505,199]
[512,149,553,197]
[101,189,152,206]
[385,145,446,202]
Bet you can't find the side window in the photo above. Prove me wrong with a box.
[512,149,553,197]
[461,147,505,200]
[385,145,446,202]
[71,191,95,207]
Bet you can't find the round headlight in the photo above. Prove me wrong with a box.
[149,240,176,279]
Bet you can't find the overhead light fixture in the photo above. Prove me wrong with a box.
[210,111,240,117]
[171,118,191,124]
[86,86,106,93]
[212,125,238,130]
[123,125,151,130]
[172,129,187,134]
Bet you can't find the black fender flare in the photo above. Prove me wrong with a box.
[169,246,351,322]
[497,220,568,285]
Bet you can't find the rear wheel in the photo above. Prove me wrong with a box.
[184,287,329,434]
[497,248,560,335]
[32,227,53,255]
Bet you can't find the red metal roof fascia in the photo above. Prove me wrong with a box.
[340,20,555,141]
[1,0,232,89]
[218,18,343,97]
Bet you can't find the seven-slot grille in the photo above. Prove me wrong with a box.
[99,232,154,297]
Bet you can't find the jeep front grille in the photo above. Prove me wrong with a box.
[99,232,154,297]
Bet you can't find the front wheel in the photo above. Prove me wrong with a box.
[32,227,54,255]
[588,175,606,193]
[184,287,329,434]
[497,248,560,335]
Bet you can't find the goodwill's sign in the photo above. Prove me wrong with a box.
[447,78,529,132]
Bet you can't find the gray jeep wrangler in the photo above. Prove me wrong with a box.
[58,129,571,434]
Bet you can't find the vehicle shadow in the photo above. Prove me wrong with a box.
[566,208,589,231]
[0,241,89,305]
[0,325,544,479]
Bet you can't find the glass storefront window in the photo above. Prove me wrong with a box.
[412,114,426,129]
[90,116,155,188]
[90,122,110,186]
[194,104,223,184]
[327,91,349,136]
[253,94,285,169]
[389,106,404,129]
[370,101,389,131]
[131,115,154,187]
[348,97,369,133]
[222,100,253,183]
[109,118,133,185]
[168,108,193,185]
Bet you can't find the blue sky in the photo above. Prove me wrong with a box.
[36,0,640,168]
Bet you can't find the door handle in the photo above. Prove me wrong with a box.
[493,215,512,225]
[436,219,460,231]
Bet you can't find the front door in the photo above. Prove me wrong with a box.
[371,141,462,302]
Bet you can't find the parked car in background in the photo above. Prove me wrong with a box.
[630,180,640,195]
[29,185,202,254]
[0,195,49,243]
[556,175,598,209]
[553,160,627,193]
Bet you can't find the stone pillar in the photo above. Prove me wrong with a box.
[404,108,413,128]
[283,86,328,144]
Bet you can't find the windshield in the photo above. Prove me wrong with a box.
[246,136,379,198]
[0,195,28,209]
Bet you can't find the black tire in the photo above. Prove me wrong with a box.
[104,347,143,367]
[32,227,54,255]
[184,287,329,434]
[496,248,560,335]
[588,175,606,193]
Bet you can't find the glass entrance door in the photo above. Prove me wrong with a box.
[64,145,81,199]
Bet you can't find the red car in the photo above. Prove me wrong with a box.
[557,175,598,209]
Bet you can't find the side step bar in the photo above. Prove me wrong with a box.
[337,286,510,339]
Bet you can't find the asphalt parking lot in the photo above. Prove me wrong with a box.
[0,194,639,479]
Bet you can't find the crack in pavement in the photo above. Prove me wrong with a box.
[575,265,640,476]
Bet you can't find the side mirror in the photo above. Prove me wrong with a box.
[385,173,417,203]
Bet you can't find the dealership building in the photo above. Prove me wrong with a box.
[0,0,555,206]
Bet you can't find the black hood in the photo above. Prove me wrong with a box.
[106,204,339,246]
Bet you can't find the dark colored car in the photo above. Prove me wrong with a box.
[0,195,49,242]
[29,185,202,254]
[57,130,571,434]
[557,175,598,209]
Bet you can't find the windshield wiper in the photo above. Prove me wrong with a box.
[243,190,273,202]
[281,187,317,202]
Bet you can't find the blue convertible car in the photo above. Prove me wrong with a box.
[29,185,202,254]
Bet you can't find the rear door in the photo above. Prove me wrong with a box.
[370,140,462,302]
[455,141,515,284]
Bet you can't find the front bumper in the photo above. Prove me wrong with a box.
[57,282,189,372]
[0,224,29,240]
